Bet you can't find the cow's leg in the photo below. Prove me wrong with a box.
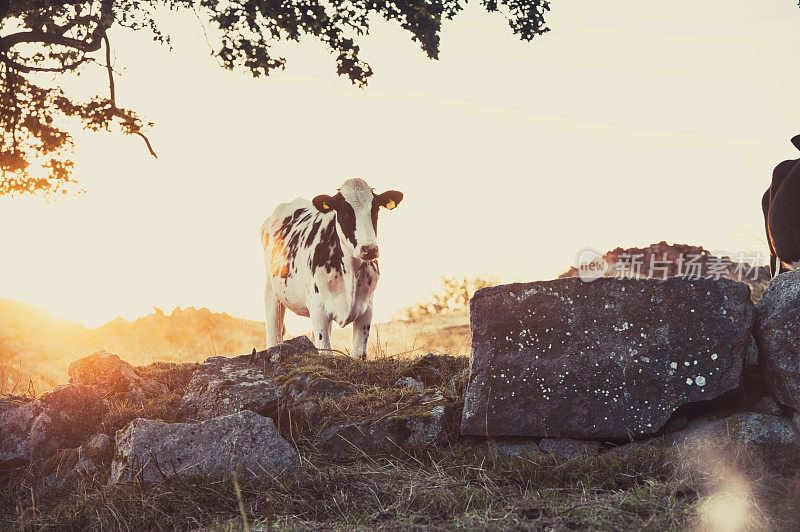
[264,280,286,348]
[310,307,333,351]
[352,305,372,360]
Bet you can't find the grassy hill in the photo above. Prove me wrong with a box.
[0,299,470,395]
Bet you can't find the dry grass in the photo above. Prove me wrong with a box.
[258,349,467,447]
[271,349,467,390]
[8,439,800,531]
[133,361,199,394]
[1,442,686,531]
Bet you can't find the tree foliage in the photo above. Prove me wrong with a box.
[0,0,550,195]
[398,274,498,320]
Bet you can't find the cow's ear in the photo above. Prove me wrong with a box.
[375,190,404,210]
[312,194,337,213]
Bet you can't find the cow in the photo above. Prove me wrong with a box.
[763,134,800,278]
[260,178,403,358]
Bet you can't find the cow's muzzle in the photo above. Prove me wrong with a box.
[360,245,379,261]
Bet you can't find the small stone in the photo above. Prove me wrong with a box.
[538,438,600,459]
[395,377,425,390]
[286,376,358,400]
[754,396,782,416]
[250,336,316,368]
[484,438,539,457]
[289,401,320,423]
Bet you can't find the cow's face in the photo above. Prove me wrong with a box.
[312,178,403,262]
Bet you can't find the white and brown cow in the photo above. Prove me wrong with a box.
[260,178,403,358]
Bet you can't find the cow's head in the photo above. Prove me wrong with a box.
[312,178,403,262]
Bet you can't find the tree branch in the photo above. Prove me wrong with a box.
[103,32,114,105]
[102,31,157,159]
[0,29,104,53]
[133,131,158,158]
[0,53,88,73]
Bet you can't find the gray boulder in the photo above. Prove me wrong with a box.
[110,410,298,484]
[674,413,800,470]
[179,355,283,421]
[0,384,107,464]
[461,277,754,439]
[68,351,167,403]
[754,270,800,411]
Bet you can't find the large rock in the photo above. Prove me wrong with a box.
[0,384,107,464]
[110,410,298,484]
[461,277,754,439]
[754,270,800,411]
[69,351,167,403]
[179,355,283,421]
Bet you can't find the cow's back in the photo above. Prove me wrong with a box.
[767,158,800,266]
[262,198,347,317]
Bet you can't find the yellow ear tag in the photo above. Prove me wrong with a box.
[322,203,329,210]
[384,200,396,210]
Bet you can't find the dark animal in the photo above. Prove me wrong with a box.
[763,134,800,277]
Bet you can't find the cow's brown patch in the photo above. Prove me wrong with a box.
[328,274,344,295]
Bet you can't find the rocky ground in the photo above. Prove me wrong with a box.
[3,271,800,530]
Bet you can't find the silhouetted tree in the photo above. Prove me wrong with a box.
[0,0,550,195]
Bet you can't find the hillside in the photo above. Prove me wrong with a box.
[0,299,470,394]
[559,241,770,301]
[0,242,768,394]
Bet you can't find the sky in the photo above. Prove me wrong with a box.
[1,0,800,332]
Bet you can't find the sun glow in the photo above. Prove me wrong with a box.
[1,0,797,331]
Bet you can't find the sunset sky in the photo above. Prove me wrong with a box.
[1,0,799,334]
